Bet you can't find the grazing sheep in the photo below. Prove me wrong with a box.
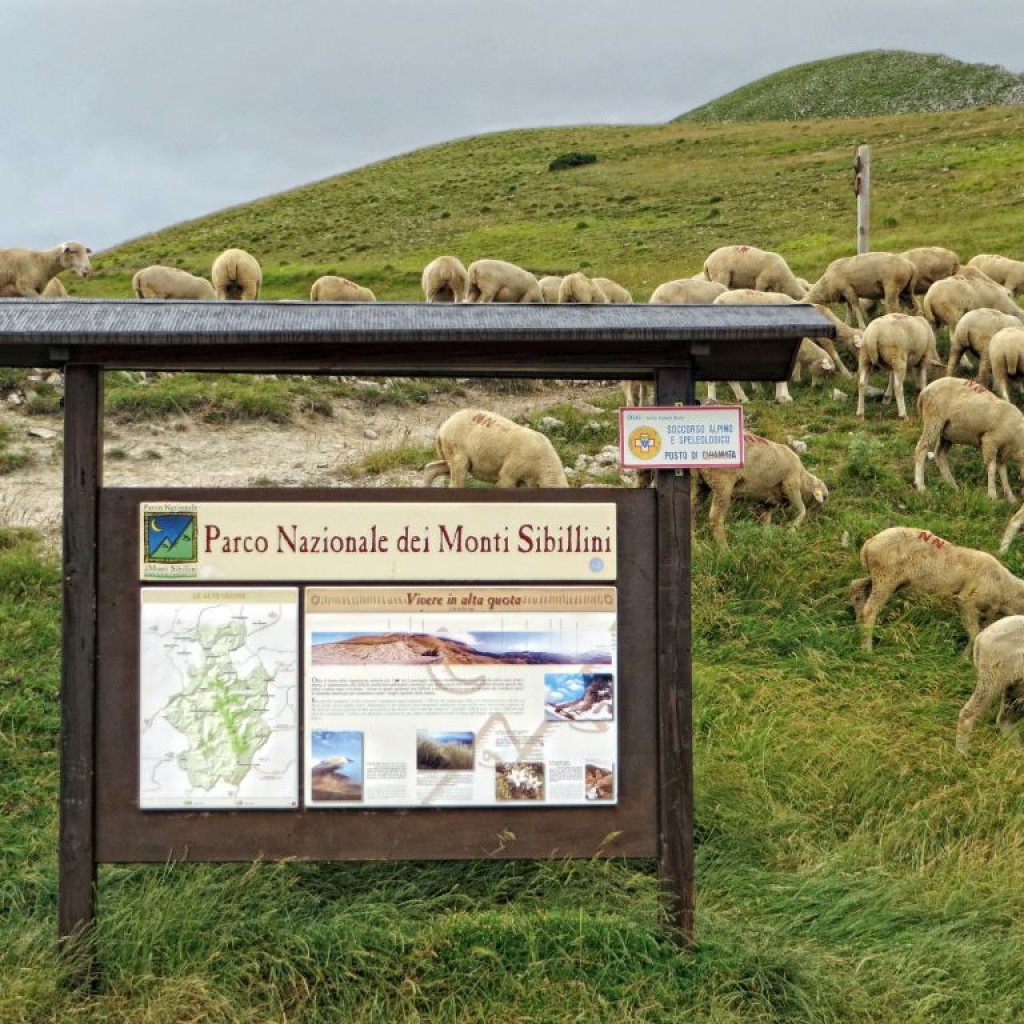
[921,273,1023,330]
[987,325,1024,402]
[423,409,567,488]
[803,251,918,327]
[537,275,564,303]
[593,277,633,303]
[693,431,828,546]
[899,246,961,292]
[790,337,836,385]
[913,377,1024,500]
[310,275,376,302]
[132,265,216,300]
[946,308,1022,383]
[849,526,1024,653]
[558,271,610,304]
[967,254,1024,297]
[702,244,806,299]
[464,259,542,303]
[855,313,940,419]
[648,278,727,304]
[421,255,468,303]
[211,247,262,300]
[0,241,92,297]
[957,615,1024,750]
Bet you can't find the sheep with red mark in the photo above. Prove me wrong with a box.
[424,409,567,488]
[702,244,806,299]
[694,431,828,547]
[913,376,1024,500]
[849,526,1024,654]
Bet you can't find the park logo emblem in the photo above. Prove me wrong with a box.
[144,512,197,565]
[627,424,662,462]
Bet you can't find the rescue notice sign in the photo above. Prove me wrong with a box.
[619,406,745,470]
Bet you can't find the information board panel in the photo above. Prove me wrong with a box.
[304,586,617,808]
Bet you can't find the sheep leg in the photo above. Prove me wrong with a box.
[707,481,736,547]
[981,438,1012,500]
[843,287,867,329]
[945,340,965,378]
[957,602,983,655]
[999,502,1024,555]
[856,367,868,417]
[446,452,471,487]
[913,421,946,490]
[956,677,1002,751]
[728,382,749,404]
[933,440,959,490]
[892,363,908,419]
[996,681,1024,744]
[773,381,794,404]
[855,578,898,651]
[977,352,992,387]
[781,479,807,529]
[423,460,451,486]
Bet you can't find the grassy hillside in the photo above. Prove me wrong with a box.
[678,50,1024,123]
[5,78,1024,1021]
[67,104,1024,304]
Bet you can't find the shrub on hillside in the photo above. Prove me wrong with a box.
[548,151,598,172]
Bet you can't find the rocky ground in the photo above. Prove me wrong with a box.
[0,378,623,549]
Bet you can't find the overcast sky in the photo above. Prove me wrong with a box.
[2,0,1021,253]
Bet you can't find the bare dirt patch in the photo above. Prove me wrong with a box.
[0,381,618,548]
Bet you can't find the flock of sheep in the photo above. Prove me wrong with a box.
[4,238,1024,748]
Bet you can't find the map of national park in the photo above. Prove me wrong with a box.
[139,588,299,808]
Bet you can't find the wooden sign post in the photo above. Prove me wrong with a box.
[0,300,832,972]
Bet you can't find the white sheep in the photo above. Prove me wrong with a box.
[855,312,940,419]
[211,247,262,300]
[945,307,1022,383]
[987,325,1024,402]
[310,275,376,302]
[0,241,92,297]
[132,265,216,300]
[537,275,564,303]
[913,377,1024,500]
[790,337,836,385]
[693,431,828,546]
[557,271,610,304]
[967,254,1024,296]
[849,526,1024,653]
[421,255,468,303]
[957,615,1024,750]
[803,251,918,328]
[423,409,567,488]
[921,273,1023,330]
[593,277,632,303]
[702,244,806,299]
[899,246,961,292]
[648,278,727,304]
[464,259,542,303]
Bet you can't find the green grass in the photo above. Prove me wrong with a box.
[5,375,1024,1022]
[6,50,1024,1020]
[677,50,1024,123]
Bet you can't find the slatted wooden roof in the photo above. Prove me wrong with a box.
[0,299,834,378]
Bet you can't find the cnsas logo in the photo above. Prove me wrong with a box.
[628,425,662,461]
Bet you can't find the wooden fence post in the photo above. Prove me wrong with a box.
[855,144,871,254]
